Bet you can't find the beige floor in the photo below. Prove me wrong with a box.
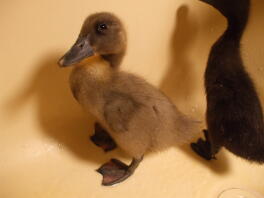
[1,0,264,197]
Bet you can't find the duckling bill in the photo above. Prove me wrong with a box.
[191,0,264,163]
[59,37,94,66]
[59,12,200,186]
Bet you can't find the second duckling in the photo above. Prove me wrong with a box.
[191,0,264,163]
[58,12,199,186]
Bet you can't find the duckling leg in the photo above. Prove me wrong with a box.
[190,129,220,160]
[90,122,117,152]
[97,156,143,186]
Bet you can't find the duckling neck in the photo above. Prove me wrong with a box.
[102,51,125,68]
[70,55,115,102]
[72,56,115,85]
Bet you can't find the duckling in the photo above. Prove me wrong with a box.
[58,12,199,186]
[191,0,264,163]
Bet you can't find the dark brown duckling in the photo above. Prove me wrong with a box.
[191,0,264,163]
[58,12,199,186]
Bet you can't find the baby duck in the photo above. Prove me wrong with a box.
[58,12,199,186]
[191,0,264,163]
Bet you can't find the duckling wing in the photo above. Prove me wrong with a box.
[103,91,143,132]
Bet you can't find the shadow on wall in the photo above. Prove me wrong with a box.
[160,5,198,106]
[161,5,230,175]
[6,53,127,165]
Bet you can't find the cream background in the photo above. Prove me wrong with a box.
[1,0,264,197]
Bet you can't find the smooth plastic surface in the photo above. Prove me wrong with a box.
[1,0,264,198]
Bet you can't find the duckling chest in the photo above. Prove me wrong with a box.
[69,67,107,116]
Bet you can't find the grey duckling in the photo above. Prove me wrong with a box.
[191,0,264,163]
[58,12,199,186]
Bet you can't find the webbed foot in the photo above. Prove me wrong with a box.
[97,157,143,186]
[90,123,117,152]
[191,138,217,160]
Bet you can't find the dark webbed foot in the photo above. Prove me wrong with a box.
[97,157,143,186]
[191,138,216,160]
[190,129,218,161]
[90,123,117,152]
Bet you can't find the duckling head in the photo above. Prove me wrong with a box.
[59,12,127,67]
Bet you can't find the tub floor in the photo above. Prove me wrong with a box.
[1,0,264,197]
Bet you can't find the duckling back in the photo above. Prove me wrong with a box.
[108,72,200,153]
[103,72,200,157]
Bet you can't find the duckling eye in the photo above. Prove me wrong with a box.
[100,24,107,29]
[96,23,108,34]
